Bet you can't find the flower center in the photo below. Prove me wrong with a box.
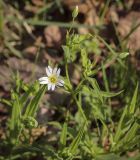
[49,75,57,84]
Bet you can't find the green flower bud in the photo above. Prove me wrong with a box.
[72,6,79,18]
[119,52,129,59]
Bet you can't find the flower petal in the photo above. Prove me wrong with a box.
[39,80,48,84]
[46,67,51,76]
[57,79,64,86]
[39,77,48,82]
[51,84,56,91]
[53,67,57,75]
[48,66,53,73]
[56,68,60,77]
[39,77,48,84]
[48,83,52,90]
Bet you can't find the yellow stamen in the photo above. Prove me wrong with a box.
[49,76,57,84]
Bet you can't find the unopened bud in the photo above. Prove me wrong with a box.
[72,5,79,18]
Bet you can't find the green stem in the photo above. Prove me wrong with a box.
[7,16,101,30]
[65,62,72,90]
[73,95,87,124]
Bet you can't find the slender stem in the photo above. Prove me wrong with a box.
[74,78,85,94]
[65,62,72,90]
[100,0,110,23]
[123,22,140,41]
[31,46,41,80]
[7,16,101,30]
[73,95,87,124]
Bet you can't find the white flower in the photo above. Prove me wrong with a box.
[39,66,64,91]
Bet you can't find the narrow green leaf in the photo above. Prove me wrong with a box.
[122,122,139,144]
[101,62,109,92]
[87,78,103,103]
[129,83,139,114]
[114,105,128,145]
[19,86,34,108]
[48,121,62,130]
[113,84,139,146]
[100,90,123,97]
[68,122,85,155]
[82,86,123,98]
[10,93,21,131]
[60,122,67,147]
[24,85,46,117]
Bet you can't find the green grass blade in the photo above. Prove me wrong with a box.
[101,62,109,92]
[10,93,21,131]
[7,16,102,30]
[4,41,22,58]
[24,85,47,117]
[19,85,35,107]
